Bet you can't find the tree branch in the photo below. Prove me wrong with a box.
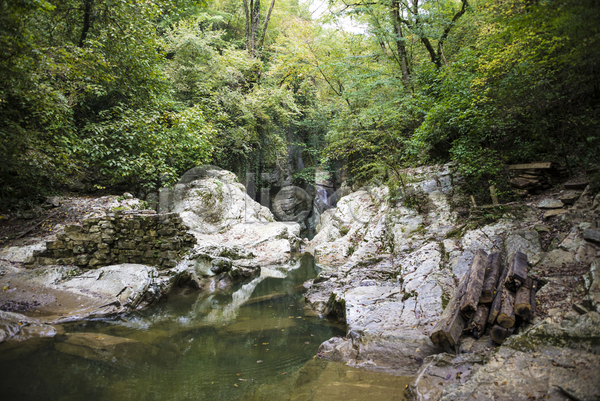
[438,0,469,49]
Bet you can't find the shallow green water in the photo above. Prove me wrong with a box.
[0,259,410,400]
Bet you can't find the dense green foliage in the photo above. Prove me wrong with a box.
[1,0,598,208]
[317,0,600,199]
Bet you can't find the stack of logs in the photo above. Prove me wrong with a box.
[430,250,538,348]
[509,162,568,196]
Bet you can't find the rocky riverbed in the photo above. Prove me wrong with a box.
[1,164,600,400]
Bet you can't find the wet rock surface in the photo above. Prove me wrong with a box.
[0,263,179,327]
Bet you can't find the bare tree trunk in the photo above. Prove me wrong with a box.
[243,0,250,52]
[259,0,276,50]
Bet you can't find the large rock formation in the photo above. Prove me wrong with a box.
[168,166,304,288]
[303,163,600,397]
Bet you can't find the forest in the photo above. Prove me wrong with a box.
[1,0,599,209]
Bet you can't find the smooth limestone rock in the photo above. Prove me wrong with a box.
[172,167,275,234]
[171,166,303,281]
[0,262,193,334]
[305,165,471,374]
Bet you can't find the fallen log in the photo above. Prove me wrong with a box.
[528,279,538,322]
[430,264,472,349]
[488,265,509,325]
[515,277,533,319]
[459,249,489,320]
[466,304,489,339]
[491,325,514,344]
[505,251,528,292]
[497,289,516,328]
[480,252,502,303]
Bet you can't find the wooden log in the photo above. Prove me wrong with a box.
[528,279,538,322]
[515,277,533,319]
[505,251,528,292]
[491,325,514,344]
[430,263,472,349]
[497,289,516,328]
[430,298,467,349]
[490,186,499,206]
[488,265,509,325]
[466,304,489,339]
[480,252,502,303]
[459,249,489,320]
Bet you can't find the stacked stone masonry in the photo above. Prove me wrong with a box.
[29,211,197,269]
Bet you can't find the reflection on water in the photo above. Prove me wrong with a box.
[0,256,410,400]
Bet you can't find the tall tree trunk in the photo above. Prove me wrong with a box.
[251,0,260,57]
[391,0,410,84]
[243,0,250,52]
[78,0,94,48]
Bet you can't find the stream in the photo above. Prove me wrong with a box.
[0,256,411,400]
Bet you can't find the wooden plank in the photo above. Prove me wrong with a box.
[491,325,514,344]
[508,162,553,170]
[459,249,489,320]
[497,289,516,328]
[490,186,499,206]
[488,264,509,325]
[515,277,533,319]
[430,262,472,349]
[466,304,489,339]
[480,252,502,303]
[505,251,528,292]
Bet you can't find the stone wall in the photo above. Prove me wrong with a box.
[28,211,196,269]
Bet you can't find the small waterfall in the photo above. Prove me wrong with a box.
[317,186,329,206]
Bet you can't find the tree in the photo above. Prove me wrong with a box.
[243,0,277,57]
